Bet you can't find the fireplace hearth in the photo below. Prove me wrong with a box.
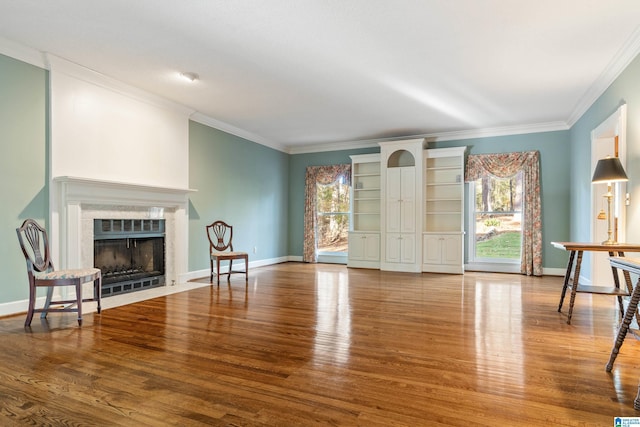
[94,219,166,296]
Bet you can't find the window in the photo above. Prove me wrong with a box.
[469,172,523,263]
[316,177,350,254]
[465,151,542,276]
[303,164,351,263]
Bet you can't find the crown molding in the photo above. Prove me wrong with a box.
[286,121,570,154]
[567,25,640,127]
[423,121,570,142]
[189,112,286,153]
[0,36,46,68]
[46,54,195,118]
[287,138,381,155]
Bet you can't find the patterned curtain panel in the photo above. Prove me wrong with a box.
[465,151,542,276]
[303,164,352,263]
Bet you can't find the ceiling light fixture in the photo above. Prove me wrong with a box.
[179,72,199,83]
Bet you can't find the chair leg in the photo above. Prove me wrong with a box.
[228,260,233,282]
[95,277,102,314]
[40,287,54,320]
[244,255,248,282]
[76,283,83,326]
[210,258,214,283]
[24,284,36,327]
[216,258,221,286]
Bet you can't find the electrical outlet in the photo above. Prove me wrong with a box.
[253,246,257,254]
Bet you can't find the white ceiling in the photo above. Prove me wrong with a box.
[1,1,639,153]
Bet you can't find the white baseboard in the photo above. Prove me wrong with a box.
[0,297,41,318]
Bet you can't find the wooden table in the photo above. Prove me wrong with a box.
[551,242,640,325]
[605,256,640,410]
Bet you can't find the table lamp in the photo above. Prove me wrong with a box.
[592,156,628,245]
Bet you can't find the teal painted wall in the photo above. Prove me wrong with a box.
[431,131,571,269]
[188,121,289,271]
[0,54,48,303]
[288,147,379,257]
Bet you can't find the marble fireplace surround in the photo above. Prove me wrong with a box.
[52,176,195,307]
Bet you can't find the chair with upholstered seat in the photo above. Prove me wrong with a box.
[16,219,102,327]
[206,220,248,285]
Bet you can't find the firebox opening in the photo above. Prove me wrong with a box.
[94,219,166,297]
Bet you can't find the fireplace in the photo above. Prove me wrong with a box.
[52,176,192,308]
[94,219,166,297]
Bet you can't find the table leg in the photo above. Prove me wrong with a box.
[615,251,640,327]
[566,251,583,325]
[558,250,576,313]
[610,251,626,320]
[627,269,640,327]
[606,276,640,372]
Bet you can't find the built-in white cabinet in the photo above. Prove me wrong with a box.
[379,139,423,273]
[348,142,466,274]
[348,154,381,268]
[422,146,466,274]
[348,232,380,267]
[386,232,416,264]
[422,234,462,272]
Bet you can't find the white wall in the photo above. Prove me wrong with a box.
[48,54,191,188]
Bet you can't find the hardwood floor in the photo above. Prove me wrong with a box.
[1,262,639,426]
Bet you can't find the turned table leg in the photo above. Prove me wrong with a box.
[558,250,576,313]
[606,277,640,372]
[566,251,584,325]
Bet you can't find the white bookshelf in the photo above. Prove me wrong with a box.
[351,154,381,232]
[423,146,466,273]
[348,153,381,268]
[425,156,463,232]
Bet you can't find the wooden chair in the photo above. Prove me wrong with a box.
[206,220,248,285]
[16,219,102,327]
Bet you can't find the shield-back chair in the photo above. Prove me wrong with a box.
[206,220,248,285]
[16,219,102,327]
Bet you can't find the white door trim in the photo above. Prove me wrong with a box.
[590,104,627,285]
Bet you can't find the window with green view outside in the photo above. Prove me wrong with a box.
[470,172,523,262]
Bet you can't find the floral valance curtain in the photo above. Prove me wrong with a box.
[303,164,351,263]
[465,151,542,276]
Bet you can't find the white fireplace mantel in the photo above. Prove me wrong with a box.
[54,176,196,206]
[51,176,196,285]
